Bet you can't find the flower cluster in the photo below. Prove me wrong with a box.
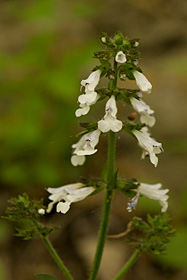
[43,32,168,215]
[72,32,162,167]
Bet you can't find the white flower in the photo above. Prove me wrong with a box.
[98,95,123,133]
[75,130,101,156]
[71,130,100,166]
[139,183,169,212]
[76,70,101,117]
[75,94,100,117]
[127,183,169,213]
[71,135,88,166]
[115,51,127,63]
[81,69,101,92]
[133,70,152,94]
[130,97,156,127]
[46,183,95,214]
[133,129,163,167]
[75,92,100,117]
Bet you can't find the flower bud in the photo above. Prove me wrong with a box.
[114,31,124,45]
[101,37,106,43]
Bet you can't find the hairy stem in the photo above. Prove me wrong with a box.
[113,250,141,280]
[89,132,116,280]
[89,58,118,280]
[42,236,74,280]
[33,220,73,280]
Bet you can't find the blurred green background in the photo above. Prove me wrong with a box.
[0,0,187,279]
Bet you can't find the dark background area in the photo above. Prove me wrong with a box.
[0,0,187,279]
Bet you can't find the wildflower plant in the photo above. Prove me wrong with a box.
[4,32,175,280]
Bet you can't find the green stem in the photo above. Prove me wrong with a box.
[89,131,116,280]
[113,59,118,89]
[33,220,73,280]
[112,250,141,280]
[42,236,74,280]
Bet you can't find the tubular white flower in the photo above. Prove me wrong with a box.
[133,70,152,94]
[130,97,156,127]
[71,130,100,167]
[127,183,169,213]
[115,51,127,63]
[46,183,95,214]
[76,70,101,117]
[133,129,163,167]
[138,183,169,212]
[76,130,101,156]
[81,69,101,92]
[71,135,88,166]
[98,95,123,133]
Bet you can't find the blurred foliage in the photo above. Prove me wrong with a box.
[0,260,4,280]
[0,0,100,191]
[156,226,187,270]
[35,274,59,280]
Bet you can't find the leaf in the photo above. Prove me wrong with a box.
[35,274,59,280]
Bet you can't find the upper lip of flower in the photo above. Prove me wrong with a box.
[81,69,101,91]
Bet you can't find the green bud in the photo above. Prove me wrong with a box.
[114,31,124,46]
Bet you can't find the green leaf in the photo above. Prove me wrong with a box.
[35,274,59,280]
